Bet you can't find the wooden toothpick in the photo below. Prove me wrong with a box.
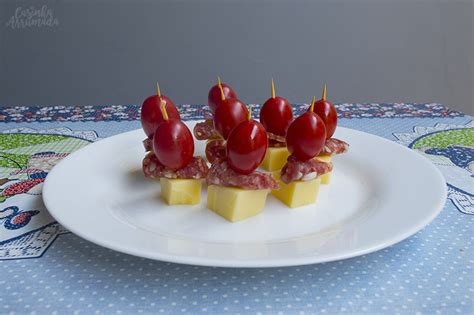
[271,78,275,99]
[219,84,225,101]
[309,96,316,112]
[160,99,168,120]
[156,82,161,97]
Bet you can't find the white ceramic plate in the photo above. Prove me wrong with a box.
[43,122,446,268]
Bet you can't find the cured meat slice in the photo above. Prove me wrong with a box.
[320,138,349,155]
[143,138,153,152]
[143,152,208,179]
[280,155,333,184]
[205,139,227,164]
[206,161,279,190]
[193,119,220,140]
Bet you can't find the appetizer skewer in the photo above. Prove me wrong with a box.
[193,78,243,164]
[142,100,208,205]
[208,76,237,113]
[272,97,332,208]
[207,106,278,222]
[311,84,349,184]
[213,85,248,140]
[196,80,248,164]
[193,77,233,141]
[141,82,181,152]
[259,79,294,171]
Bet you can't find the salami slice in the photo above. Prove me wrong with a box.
[142,152,208,179]
[143,138,153,152]
[280,155,333,184]
[320,138,349,155]
[205,139,227,164]
[193,119,221,140]
[207,161,279,190]
[268,138,287,147]
[268,132,286,147]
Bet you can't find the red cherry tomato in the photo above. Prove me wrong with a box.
[286,112,326,161]
[226,120,268,174]
[260,96,293,136]
[213,98,249,140]
[141,95,180,139]
[208,83,237,113]
[310,99,337,139]
[153,119,194,170]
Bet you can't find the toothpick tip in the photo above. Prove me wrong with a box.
[156,82,161,97]
[271,78,276,99]
[309,96,316,112]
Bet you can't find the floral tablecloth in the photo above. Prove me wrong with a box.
[0,103,472,314]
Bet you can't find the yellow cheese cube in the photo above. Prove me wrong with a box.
[315,154,332,184]
[260,146,290,171]
[207,185,269,222]
[160,178,202,205]
[271,172,321,208]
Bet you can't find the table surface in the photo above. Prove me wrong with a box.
[0,103,472,314]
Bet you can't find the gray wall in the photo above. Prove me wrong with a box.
[1,0,473,114]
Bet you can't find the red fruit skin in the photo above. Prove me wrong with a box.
[213,98,249,140]
[153,119,194,170]
[226,120,268,174]
[311,99,337,139]
[286,112,327,161]
[141,95,180,139]
[260,96,293,136]
[208,83,237,113]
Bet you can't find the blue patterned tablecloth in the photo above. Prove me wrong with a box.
[0,103,472,314]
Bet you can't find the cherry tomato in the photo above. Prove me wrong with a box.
[208,83,237,113]
[260,96,293,136]
[310,99,337,139]
[286,111,326,161]
[226,120,268,174]
[153,119,194,170]
[213,98,249,140]
[141,95,180,139]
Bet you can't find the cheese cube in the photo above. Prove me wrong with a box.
[160,178,202,205]
[207,185,269,222]
[315,154,332,184]
[271,172,321,208]
[260,146,290,171]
